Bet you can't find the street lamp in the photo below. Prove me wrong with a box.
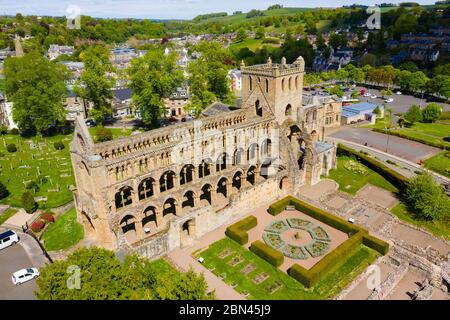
[385,126,390,153]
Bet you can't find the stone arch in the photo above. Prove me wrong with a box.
[311,130,319,142]
[138,177,155,200]
[232,170,243,192]
[260,159,272,179]
[180,164,195,185]
[247,143,258,162]
[200,184,212,205]
[285,104,292,116]
[246,166,256,185]
[182,190,196,209]
[142,206,158,231]
[160,170,175,192]
[255,100,262,117]
[279,176,290,190]
[234,148,245,165]
[120,214,137,242]
[216,153,229,172]
[162,198,178,218]
[216,177,229,198]
[115,186,133,209]
[261,139,272,158]
[198,159,212,178]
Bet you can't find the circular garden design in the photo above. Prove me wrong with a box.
[262,218,332,259]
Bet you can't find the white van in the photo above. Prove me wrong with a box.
[0,230,19,250]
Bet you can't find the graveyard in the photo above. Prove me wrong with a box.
[0,133,75,209]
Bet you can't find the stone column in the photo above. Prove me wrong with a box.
[156,211,163,227]
[188,220,196,237]
[135,219,143,240]
[152,180,160,197]
[173,174,180,189]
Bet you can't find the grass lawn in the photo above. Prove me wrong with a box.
[195,237,379,300]
[388,122,450,148]
[88,127,135,143]
[327,156,399,195]
[0,133,75,208]
[42,208,84,251]
[424,152,450,178]
[391,203,450,241]
[229,38,280,52]
[362,117,392,130]
[0,207,18,225]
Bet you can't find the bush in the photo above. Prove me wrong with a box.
[250,240,284,267]
[0,126,7,135]
[386,159,397,165]
[362,235,389,255]
[337,144,409,189]
[40,213,55,223]
[262,37,280,44]
[0,182,9,200]
[22,191,37,213]
[54,141,65,150]
[25,180,40,192]
[288,232,364,288]
[0,152,4,157]
[95,127,113,142]
[225,215,257,245]
[38,175,48,185]
[9,128,19,135]
[30,220,46,233]
[6,144,17,153]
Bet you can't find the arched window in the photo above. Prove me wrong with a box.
[249,76,253,91]
[281,78,285,92]
[115,186,133,209]
[255,100,262,117]
[285,104,292,116]
[289,77,292,91]
[265,78,269,93]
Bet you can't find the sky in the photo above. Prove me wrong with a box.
[0,0,439,20]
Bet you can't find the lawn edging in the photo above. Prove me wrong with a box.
[225,215,257,245]
[337,143,409,191]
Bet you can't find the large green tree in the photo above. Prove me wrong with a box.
[36,247,212,300]
[404,104,423,123]
[4,51,69,133]
[128,49,183,128]
[75,45,115,124]
[404,173,450,221]
[422,103,442,122]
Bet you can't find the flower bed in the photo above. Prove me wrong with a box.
[286,218,313,230]
[305,241,330,258]
[308,226,331,242]
[264,220,290,234]
[281,244,309,260]
[262,232,285,249]
[344,159,368,175]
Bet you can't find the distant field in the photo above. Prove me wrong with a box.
[229,38,281,52]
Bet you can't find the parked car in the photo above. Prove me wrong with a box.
[396,91,402,95]
[385,98,394,103]
[363,92,371,97]
[0,230,19,250]
[11,268,39,285]
[85,119,96,127]
[370,94,377,99]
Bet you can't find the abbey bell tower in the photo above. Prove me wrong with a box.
[240,56,305,125]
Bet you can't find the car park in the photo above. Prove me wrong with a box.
[0,230,19,250]
[11,268,39,285]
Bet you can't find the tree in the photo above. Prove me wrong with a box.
[128,49,183,128]
[75,45,115,124]
[95,127,113,142]
[255,26,265,39]
[373,106,381,116]
[4,51,69,133]
[36,247,212,300]
[404,104,423,123]
[408,71,429,94]
[0,182,9,200]
[404,173,450,220]
[235,28,247,43]
[422,103,442,122]
[22,191,36,213]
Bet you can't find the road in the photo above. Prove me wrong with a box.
[0,229,49,300]
[329,127,441,163]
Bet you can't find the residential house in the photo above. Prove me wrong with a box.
[47,45,75,60]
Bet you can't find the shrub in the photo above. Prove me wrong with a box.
[386,159,397,165]
[337,144,409,189]
[40,213,55,223]
[22,191,37,213]
[38,175,48,185]
[6,144,17,153]
[30,220,45,233]
[95,127,113,142]
[0,182,9,200]
[9,128,19,135]
[0,152,4,157]
[422,103,442,122]
[0,125,7,135]
[25,180,40,192]
[54,141,65,150]
[250,240,284,267]
[225,215,257,245]
[262,37,280,44]
[362,235,389,255]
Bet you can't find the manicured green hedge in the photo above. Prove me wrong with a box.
[372,128,449,150]
[288,231,364,288]
[268,196,362,235]
[337,144,409,190]
[250,240,284,267]
[362,234,389,255]
[225,215,257,245]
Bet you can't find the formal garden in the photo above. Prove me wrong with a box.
[194,196,388,300]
